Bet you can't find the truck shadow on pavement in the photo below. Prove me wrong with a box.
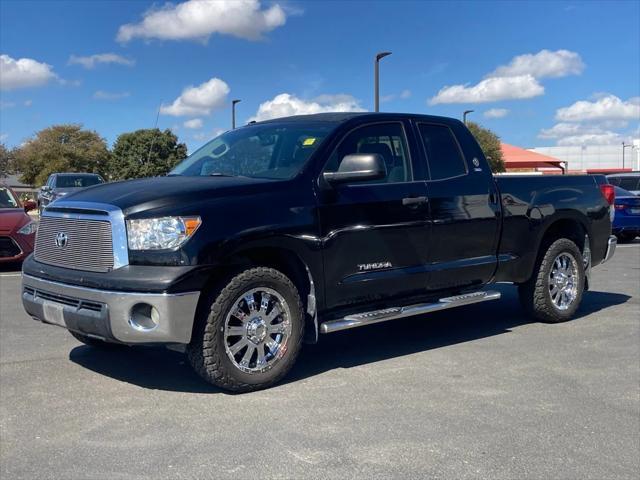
[68,285,631,394]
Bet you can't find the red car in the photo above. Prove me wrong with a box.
[0,185,37,264]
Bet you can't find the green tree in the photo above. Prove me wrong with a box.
[0,143,15,179]
[466,121,505,173]
[109,128,187,180]
[14,124,110,186]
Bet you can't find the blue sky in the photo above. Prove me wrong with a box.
[1,0,639,152]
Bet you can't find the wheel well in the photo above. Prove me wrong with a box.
[229,247,312,301]
[194,247,318,343]
[539,218,587,253]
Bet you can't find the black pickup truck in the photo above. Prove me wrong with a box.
[22,113,617,392]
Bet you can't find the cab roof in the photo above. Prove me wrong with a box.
[254,112,461,126]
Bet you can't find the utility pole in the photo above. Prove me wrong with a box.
[232,99,241,129]
[463,110,474,125]
[622,142,633,170]
[374,51,392,112]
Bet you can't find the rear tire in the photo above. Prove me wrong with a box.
[518,238,585,323]
[187,267,304,393]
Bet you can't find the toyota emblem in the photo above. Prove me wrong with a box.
[54,232,68,248]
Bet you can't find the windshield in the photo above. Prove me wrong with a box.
[171,123,333,179]
[56,175,103,188]
[0,187,19,209]
[614,186,635,197]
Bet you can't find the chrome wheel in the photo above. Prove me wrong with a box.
[223,287,292,374]
[548,252,579,311]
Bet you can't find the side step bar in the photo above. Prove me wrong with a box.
[320,290,501,334]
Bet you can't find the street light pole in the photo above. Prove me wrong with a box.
[374,51,392,112]
[232,99,241,129]
[463,110,474,125]
[622,142,633,170]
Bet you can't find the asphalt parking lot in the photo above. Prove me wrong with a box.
[1,243,639,480]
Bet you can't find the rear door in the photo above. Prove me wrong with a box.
[414,122,501,292]
[318,121,432,312]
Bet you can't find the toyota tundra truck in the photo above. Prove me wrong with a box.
[22,113,617,392]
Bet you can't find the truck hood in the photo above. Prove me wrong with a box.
[62,175,277,214]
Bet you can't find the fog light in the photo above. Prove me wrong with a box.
[129,303,159,331]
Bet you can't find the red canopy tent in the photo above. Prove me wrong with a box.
[500,143,565,174]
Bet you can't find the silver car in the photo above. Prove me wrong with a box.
[38,173,104,214]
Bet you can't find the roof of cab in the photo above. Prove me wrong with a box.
[55,172,103,176]
[254,112,460,125]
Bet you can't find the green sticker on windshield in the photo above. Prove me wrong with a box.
[303,138,316,146]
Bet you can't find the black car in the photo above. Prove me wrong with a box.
[37,173,104,214]
[22,113,617,392]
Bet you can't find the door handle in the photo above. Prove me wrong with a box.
[402,196,428,207]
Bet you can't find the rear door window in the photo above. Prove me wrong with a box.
[416,123,467,181]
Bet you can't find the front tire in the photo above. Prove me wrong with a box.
[519,238,585,323]
[187,267,304,393]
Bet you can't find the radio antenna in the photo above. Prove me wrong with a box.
[146,101,162,163]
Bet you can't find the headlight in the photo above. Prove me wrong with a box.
[126,216,201,250]
[18,221,37,235]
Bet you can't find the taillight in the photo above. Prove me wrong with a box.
[600,184,615,205]
[614,204,625,210]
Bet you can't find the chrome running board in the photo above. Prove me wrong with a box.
[320,290,501,334]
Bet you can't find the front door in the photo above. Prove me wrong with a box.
[318,121,431,312]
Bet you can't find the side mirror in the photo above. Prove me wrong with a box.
[41,185,50,193]
[322,153,387,185]
[23,199,36,212]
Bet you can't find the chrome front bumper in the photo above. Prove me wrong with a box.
[22,274,200,344]
[602,235,617,264]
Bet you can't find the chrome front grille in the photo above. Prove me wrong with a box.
[35,216,114,272]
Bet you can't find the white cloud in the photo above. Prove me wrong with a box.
[555,94,640,122]
[183,118,203,129]
[193,132,209,141]
[484,108,509,119]
[429,75,544,105]
[24,99,32,107]
[249,93,365,122]
[556,132,622,146]
[381,89,412,103]
[0,54,57,90]
[539,122,594,139]
[160,77,230,116]
[539,94,640,145]
[488,49,584,79]
[0,133,8,142]
[193,127,226,142]
[93,90,130,100]
[68,53,135,69]
[429,49,583,105]
[117,0,287,43]
[538,122,628,146]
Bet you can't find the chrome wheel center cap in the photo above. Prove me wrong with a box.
[247,317,267,344]
[555,273,568,288]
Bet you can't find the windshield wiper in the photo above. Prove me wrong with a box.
[208,172,237,177]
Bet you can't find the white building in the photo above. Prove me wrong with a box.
[530,139,640,173]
